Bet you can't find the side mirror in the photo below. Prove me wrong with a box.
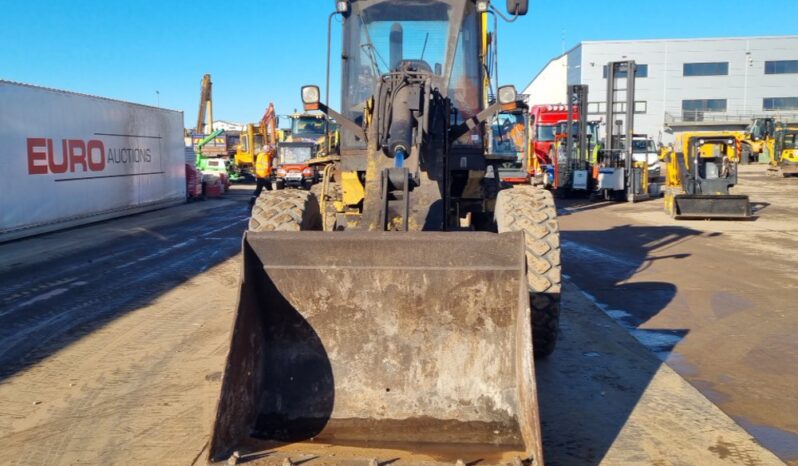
[506,0,528,15]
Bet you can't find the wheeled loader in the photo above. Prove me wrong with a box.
[663,133,751,219]
[210,1,559,465]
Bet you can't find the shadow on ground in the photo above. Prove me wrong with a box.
[0,199,251,382]
[537,217,709,465]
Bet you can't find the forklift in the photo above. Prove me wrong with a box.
[552,84,592,195]
[594,61,649,202]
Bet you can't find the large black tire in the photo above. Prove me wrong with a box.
[495,185,562,357]
[249,190,322,232]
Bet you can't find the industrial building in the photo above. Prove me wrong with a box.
[523,35,798,143]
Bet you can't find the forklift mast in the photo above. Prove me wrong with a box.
[565,84,589,168]
[604,60,647,201]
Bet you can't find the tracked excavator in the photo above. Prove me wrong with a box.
[210,1,559,465]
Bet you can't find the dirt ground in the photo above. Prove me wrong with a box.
[0,183,791,465]
[558,164,798,465]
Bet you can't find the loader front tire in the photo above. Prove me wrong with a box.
[495,185,562,358]
[249,190,322,232]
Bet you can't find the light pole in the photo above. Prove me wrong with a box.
[156,90,160,107]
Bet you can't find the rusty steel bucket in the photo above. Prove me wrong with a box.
[209,231,543,464]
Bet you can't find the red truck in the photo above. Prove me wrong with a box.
[529,104,579,176]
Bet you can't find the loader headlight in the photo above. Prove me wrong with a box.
[336,0,350,14]
[476,0,490,12]
[301,85,321,110]
[497,85,517,105]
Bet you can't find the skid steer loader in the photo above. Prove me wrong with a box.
[663,133,751,219]
[210,1,559,464]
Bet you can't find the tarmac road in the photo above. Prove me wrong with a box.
[558,165,798,465]
[0,192,250,379]
[0,183,787,465]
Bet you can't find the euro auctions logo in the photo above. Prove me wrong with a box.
[27,138,105,174]
[26,137,154,175]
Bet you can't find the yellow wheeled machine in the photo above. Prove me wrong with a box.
[766,123,798,177]
[663,133,751,219]
[233,103,280,180]
[210,1,559,465]
[739,117,776,164]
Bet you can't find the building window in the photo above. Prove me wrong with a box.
[682,99,727,121]
[588,101,647,114]
[763,97,798,111]
[603,64,648,78]
[764,60,798,74]
[587,102,606,114]
[683,62,729,77]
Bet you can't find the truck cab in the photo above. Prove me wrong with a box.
[530,104,578,174]
[628,135,661,179]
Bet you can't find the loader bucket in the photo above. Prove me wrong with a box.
[209,231,542,464]
[672,194,752,220]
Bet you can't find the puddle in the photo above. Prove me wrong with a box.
[733,417,798,462]
[664,352,699,377]
[689,379,730,405]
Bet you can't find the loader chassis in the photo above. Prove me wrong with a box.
[210,2,556,465]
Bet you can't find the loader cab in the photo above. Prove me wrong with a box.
[746,117,776,142]
[291,115,327,140]
[339,0,484,153]
[490,108,527,156]
[773,127,798,173]
[489,102,530,183]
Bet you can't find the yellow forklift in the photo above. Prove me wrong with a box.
[663,132,751,219]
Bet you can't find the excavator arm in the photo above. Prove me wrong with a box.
[196,74,213,134]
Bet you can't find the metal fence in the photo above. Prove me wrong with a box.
[665,111,798,125]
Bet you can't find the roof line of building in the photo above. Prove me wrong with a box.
[580,34,798,45]
[0,79,183,115]
[521,43,581,93]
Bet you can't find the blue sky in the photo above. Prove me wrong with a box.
[2,0,796,129]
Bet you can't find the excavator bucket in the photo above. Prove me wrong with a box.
[672,194,752,220]
[209,231,543,465]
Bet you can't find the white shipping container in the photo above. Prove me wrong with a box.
[0,81,187,242]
